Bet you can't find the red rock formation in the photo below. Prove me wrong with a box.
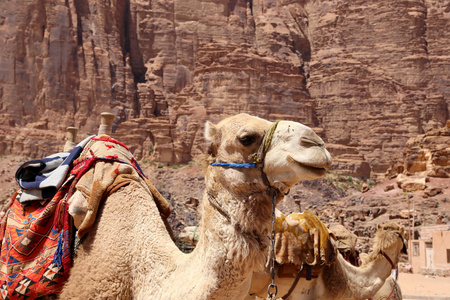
[0,0,449,179]
[386,120,450,183]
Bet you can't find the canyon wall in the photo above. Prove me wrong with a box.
[386,120,450,183]
[0,0,449,180]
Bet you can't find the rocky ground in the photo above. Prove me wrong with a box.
[0,156,23,208]
[1,155,448,249]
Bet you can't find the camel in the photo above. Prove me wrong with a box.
[247,221,407,300]
[330,224,402,300]
[61,113,332,299]
[180,216,406,300]
[369,275,402,300]
[359,253,403,300]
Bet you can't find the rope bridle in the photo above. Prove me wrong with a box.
[379,250,396,269]
[209,120,281,299]
[379,232,407,270]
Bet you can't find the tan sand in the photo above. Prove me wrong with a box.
[399,273,450,299]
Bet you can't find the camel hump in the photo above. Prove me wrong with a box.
[274,210,336,267]
[69,136,172,239]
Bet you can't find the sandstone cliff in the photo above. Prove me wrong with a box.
[384,120,449,194]
[0,0,449,179]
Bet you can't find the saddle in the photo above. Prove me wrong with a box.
[273,210,336,279]
[0,136,172,299]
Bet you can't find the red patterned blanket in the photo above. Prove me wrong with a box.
[0,186,72,299]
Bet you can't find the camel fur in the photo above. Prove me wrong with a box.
[359,254,403,300]
[61,113,331,299]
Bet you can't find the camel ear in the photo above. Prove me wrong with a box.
[205,121,218,142]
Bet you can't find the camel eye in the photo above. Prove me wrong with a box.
[238,135,257,146]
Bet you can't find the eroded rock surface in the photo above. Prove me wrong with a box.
[386,120,450,184]
[0,0,449,179]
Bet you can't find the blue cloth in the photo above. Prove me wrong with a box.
[15,135,94,203]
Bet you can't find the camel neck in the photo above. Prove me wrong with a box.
[134,181,263,299]
[174,197,267,299]
[204,167,274,234]
[171,170,273,298]
[337,251,394,299]
[201,189,270,252]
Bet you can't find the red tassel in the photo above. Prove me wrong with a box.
[54,199,66,229]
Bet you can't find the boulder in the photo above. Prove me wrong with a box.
[424,187,443,197]
[383,184,395,192]
[396,174,426,192]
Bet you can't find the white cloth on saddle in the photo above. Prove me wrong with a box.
[15,136,94,203]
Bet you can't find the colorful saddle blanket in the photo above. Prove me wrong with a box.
[0,137,96,299]
[0,178,73,299]
[0,135,171,299]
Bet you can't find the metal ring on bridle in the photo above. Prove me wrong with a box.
[267,283,278,298]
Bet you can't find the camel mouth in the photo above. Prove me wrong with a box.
[287,156,327,177]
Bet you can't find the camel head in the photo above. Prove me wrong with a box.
[205,113,331,195]
[372,222,408,267]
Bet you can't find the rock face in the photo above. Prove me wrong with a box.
[387,120,450,178]
[386,120,450,191]
[0,0,449,179]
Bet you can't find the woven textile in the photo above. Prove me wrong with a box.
[0,186,72,299]
[0,135,172,299]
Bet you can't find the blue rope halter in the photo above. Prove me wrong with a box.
[209,120,280,170]
[210,162,256,168]
[208,120,282,299]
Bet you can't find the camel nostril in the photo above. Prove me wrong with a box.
[300,137,324,147]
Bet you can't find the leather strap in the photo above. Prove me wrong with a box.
[379,250,395,269]
[281,266,303,300]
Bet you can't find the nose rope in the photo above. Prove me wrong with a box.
[250,120,280,167]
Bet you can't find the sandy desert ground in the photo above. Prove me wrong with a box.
[399,273,450,299]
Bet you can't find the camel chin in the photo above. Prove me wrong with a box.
[287,155,328,178]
